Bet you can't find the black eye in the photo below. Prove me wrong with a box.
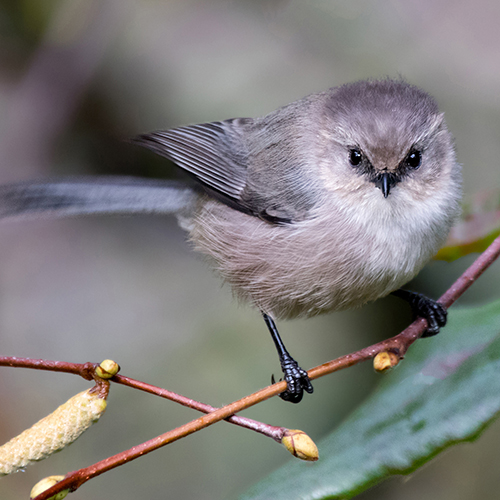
[349,148,362,166]
[405,149,421,169]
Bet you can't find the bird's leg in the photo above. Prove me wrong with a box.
[262,312,313,403]
[392,289,447,337]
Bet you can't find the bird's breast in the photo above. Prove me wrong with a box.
[189,195,449,320]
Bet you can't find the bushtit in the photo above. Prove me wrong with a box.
[0,79,462,403]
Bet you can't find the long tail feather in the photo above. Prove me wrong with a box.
[0,177,195,220]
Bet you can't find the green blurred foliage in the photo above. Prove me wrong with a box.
[436,189,500,261]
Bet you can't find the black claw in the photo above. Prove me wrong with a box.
[278,355,313,403]
[392,289,447,338]
[279,390,304,403]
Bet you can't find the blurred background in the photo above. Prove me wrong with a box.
[0,1,499,499]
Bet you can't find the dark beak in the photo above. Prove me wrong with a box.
[381,172,391,198]
[374,172,397,198]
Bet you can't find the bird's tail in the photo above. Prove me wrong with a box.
[0,176,195,221]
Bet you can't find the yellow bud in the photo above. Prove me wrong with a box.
[30,475,68,500]
[373,351,400,372]
[281,429,318,461]
[95,359,120,379]
[0,389,107,476]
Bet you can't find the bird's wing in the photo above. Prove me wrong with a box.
[133,118,258,216]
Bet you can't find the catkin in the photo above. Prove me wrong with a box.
[0,388,107,476]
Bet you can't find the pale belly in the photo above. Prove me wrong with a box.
[189,197,448,320]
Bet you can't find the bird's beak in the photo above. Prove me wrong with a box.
[381,172,391,198]
[374,172,397,198]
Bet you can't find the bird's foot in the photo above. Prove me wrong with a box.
[403,291,447,337]
[272,353,313,403]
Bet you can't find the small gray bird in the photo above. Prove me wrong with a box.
[0,79,462,402]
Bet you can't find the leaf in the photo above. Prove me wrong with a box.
[435,221,500,262]
[240,299,500,500]
[436,189,500,261]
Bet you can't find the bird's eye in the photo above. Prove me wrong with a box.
[349,148,362,166]
[405,149,422,169]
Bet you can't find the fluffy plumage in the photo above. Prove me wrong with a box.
[175,79,461,319]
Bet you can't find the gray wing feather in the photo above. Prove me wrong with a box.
[133,119,251,201]
[0,177,195,220]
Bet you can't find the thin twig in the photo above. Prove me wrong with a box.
[0,358,95,378]
[33,233,500,500]
[112,375,285,441]
[0,358,284,442]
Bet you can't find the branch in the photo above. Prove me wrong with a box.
[0,358,286,442]
[112,375,285,441]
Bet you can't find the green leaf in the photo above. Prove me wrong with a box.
[435,188,500,262]
[241,299,500,500]
[435,225,500,262]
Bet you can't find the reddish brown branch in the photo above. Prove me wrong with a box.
[37,382,289,498]
[112,375,284,441]
[0,358,285,441]
[0,358,95,379]
[33,233,500,500]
